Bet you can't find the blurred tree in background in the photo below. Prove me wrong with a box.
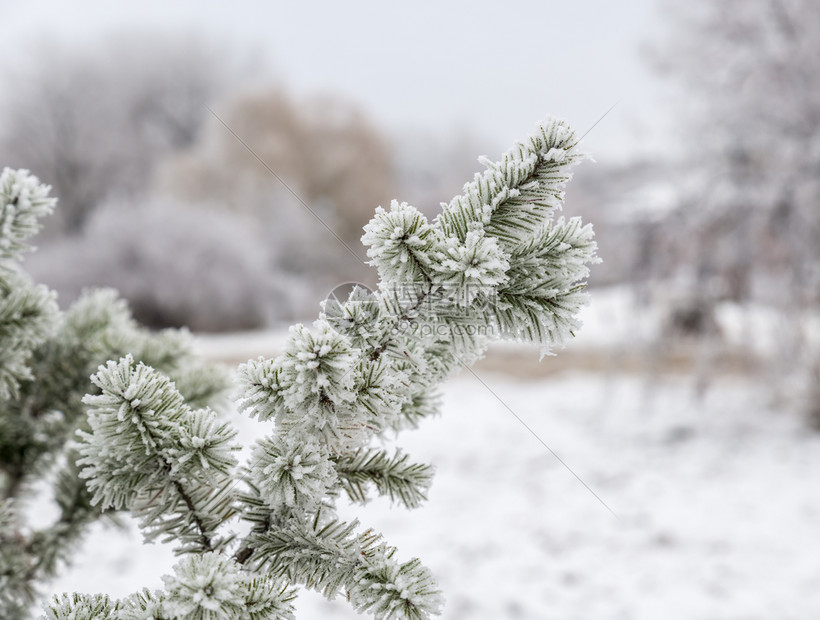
[158,88,397,311]
[0,33,278,331]
[160,89,395,248]
[0,33,245,237]
[653,0,820,304]
[25,199,273,332]
[0,34,410,328]
[647,0,820,417]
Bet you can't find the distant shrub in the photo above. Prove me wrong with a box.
[27,200,276,332]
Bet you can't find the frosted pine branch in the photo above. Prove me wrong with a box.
[0,170,235,618]
[78,356,239,552]
[247,516,443,619]
[37,116,598,620]
[0,168,56,264]
[335,448,434,509]
[226,116,596,616]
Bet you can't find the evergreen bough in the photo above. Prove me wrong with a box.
[0,168,232,618]
[5,116,598,620]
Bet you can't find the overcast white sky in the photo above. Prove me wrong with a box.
[1,0,669,160]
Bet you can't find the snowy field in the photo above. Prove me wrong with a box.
[45,363,820,619]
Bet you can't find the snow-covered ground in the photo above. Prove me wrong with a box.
[46,367,820,619]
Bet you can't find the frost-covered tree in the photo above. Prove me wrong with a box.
[159,88,395,249]
[157,89,398,317]
[647,0,820,412]
[26,199,274,332]
[0,33,274,331]
[0,33,248,236]
[0,168,231,618]
[650,0,820,304]
[39,116,598,620]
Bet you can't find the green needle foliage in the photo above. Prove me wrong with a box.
[6,116,598,620]
[335,448,434,509]
[0,168,232,619]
